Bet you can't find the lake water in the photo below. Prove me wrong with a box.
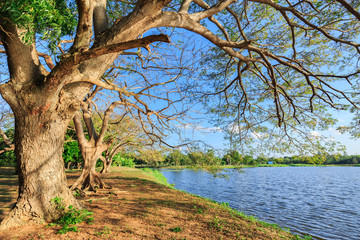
[160,167,360,240]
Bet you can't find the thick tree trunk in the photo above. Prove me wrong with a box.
[0,114,80,229]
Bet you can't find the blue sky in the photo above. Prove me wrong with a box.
[178,119,360,156]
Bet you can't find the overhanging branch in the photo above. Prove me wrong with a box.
[67,34,171,65]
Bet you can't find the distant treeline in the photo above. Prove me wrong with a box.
[1,143,359,168]
[161,150,360,166]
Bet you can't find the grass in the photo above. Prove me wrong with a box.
[169,226,182,233]
[140,167,173,187]
[94,226,111,236]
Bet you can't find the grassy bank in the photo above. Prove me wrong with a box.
[0,166,309,239]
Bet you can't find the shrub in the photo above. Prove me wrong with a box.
[112,154,135,167]
[50,197,94,234]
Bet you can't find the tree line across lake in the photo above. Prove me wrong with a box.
[1,128,358,168]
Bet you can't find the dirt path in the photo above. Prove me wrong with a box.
[0,167,297,240]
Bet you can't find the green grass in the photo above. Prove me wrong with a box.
[169,226,182,233]
[94,226,111,236]
[141,168,172,187]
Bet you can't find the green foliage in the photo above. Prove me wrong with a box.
[165,149,221,166]
[220,202,229,208]
[222,150,243,165]
[193,205,204,214]
[0,128,15,167]
[0,150,16,167]
[162,149,360,167]
[94,226,111,236]
[51,197,65,211]
[165,150,189,166]
[193,0,359,157]
[292,235,313,240]
[0,0,77,52]
[50,197,94,234]
[112,154,135,167]
[72,189,82,198]
[169,226,182,233]
[133,149,166,166]
[63,141,82,168]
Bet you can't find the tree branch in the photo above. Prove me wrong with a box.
[73,34,170,64]
[73,112,88,145]
[335,0,360,21]
[47,34,171,87]
[37,52,55,70]
[70,0,94,53]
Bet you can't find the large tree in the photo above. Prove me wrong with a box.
[1,0,360,229]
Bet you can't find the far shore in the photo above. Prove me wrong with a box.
[143,163,360,170]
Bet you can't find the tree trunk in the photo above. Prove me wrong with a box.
[66,161,72,170]
[0,113,80,229]
[70,145,108,191]
[100,157,112,173]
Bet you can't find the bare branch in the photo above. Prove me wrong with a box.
[335,0,360,21]
[179,0,193,13]
[37,52,55,70]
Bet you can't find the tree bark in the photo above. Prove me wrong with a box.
[0,113,80,229]
[100,156,112,173]
[66,161,72,170]
[70,143,108,191]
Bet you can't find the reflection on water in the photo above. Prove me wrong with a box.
[161,167,360,240]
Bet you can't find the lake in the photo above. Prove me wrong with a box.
[160,167,360,240]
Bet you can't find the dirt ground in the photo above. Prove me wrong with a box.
[0,167,297,240]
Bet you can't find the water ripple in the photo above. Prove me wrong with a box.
[161,167,360,240]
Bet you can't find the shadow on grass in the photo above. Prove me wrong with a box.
[0,167,18,222]
[98,176,208,221]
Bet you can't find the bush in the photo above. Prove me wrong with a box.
[50,197,94,234]
[112,154,135,167]
[63,141,82,168]
[0,150,16,167]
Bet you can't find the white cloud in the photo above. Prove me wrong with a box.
[309,131,321,138]
[227,123,246,134]
[182,124,222,133]
[329,128,341,135]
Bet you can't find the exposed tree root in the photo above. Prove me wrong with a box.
[70,170,109,191]
[0,192,81,230]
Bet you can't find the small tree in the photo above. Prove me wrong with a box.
[70,89,123,191]
[100,114,151,173]
[0,101,14,155]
